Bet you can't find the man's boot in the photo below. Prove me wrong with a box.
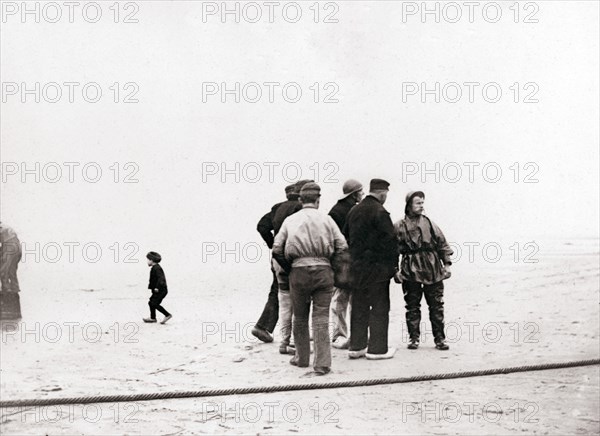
[252,326,274,343]
[435,339,449,350]
[407,338,419,350]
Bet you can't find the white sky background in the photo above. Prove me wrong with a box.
[1,1,599,289]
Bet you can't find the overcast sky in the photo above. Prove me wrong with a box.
[1,1,598,289]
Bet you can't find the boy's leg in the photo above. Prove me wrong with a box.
[155,304,171,317]
[148,300,157,319]
[155,292,171,317]
[148,291,168,318]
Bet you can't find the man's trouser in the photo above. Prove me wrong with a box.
[0,238,21,293]
[274,258,294,347]
[349,280,390,355]
[256,267,279,333]
[290,265,334,369]
[0,293,21,319]
[402,280,445,343]
[330,287,351,342]
[278,290,293,347]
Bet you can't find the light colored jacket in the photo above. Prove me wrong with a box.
[273,205,348,268]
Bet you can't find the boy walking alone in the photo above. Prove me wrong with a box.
[143,251,172,324]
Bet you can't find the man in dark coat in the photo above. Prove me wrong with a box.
[0,222,22,319]
[394,191,453,350]
[252,180,313,343]
[343,179,399,360]
[328,179,363,349]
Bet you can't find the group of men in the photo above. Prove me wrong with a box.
[252,179,453,375]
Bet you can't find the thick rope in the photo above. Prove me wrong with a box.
[1,358,598,408]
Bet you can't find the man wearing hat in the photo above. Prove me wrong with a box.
[343,179,398,360]
[253,181,313,344]
[272,182,348,375]
[394,191,453,350]
[328,179,364,349]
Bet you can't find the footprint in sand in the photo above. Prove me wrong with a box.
[37,385,62,392]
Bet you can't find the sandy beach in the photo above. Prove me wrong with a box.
[1,238,598,435]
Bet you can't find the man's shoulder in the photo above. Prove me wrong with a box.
[346,200,366,220]
[281,207,308,224]
[278,200,301,215]
[359,196,387,213]
[329,199,347,214]
[422,215,442,230]
[295,207,327,219]
[271,201,284,212]
[394,217,406,226]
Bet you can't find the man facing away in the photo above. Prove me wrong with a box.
[344,179,399,360]
[272,182,348,375]
[253,180,313,343]
[328,179,364,349]
[394,191,453,350]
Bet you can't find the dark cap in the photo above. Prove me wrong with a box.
[405,191,425,203]
[294,179,315,195]
[146,251,162,263]
[284,184,296,194]
[369,178,390,191]
[300,182,321,197]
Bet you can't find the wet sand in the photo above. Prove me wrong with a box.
[1,239,598,434]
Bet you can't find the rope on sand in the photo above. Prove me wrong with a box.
[1,358,598,408]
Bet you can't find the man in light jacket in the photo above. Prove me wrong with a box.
[272,182,348,375]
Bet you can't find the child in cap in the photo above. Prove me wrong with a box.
[143,251,172,324]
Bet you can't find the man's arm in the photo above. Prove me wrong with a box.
[329,217,348,255]
[341,208,353,241]
[377,209,400,265]
[272,223,292,273]
[256,212,275,249]
[431,220,454,265]
[394,219,411,254]
[328,207,344,232]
